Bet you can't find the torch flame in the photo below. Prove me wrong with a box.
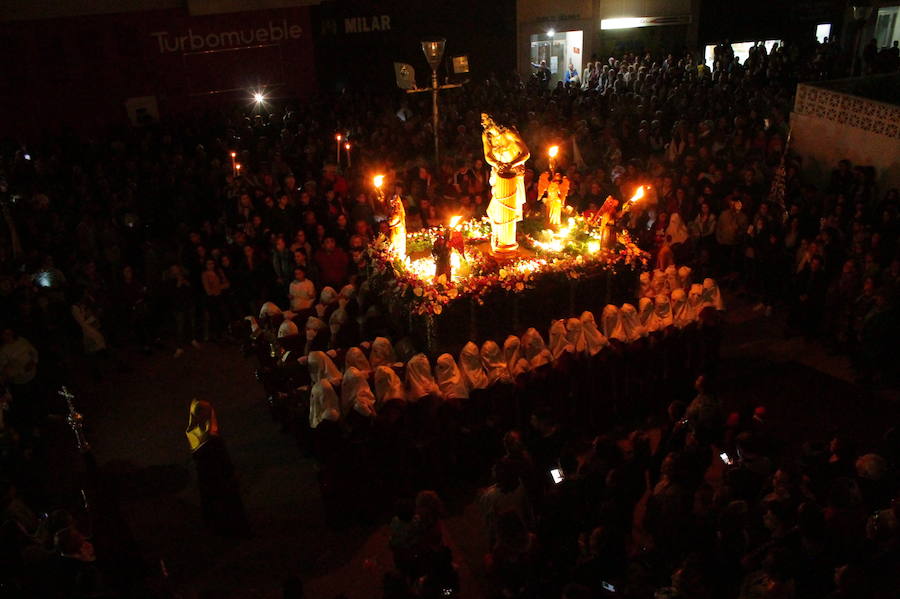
[629,186,645,203]
[548,145,559,158]
[373,175,384,189]
[448,215,462,229]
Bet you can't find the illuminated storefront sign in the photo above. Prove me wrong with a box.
[600,15,692,30]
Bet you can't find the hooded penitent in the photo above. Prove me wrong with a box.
[259,301,282,319]
[702,278,725,310]
[308,350,343,387]
[580,311,608,356]
[521,327,553,368]
[435,353,469,400]
[565,317,587,354]
[341,366,376,418]
[481,340,512,386]
[638,297,659,333]
[369,336,397,368]
[638,271,652,298]
[548,319,574,360]
[309,380,340,428]
[503,335,530,378]
[405,353,439,402]
[671,288,691,328]
[619,303,645,342]
[678,265,692,290]
[459,341,489,390]
[344,346,372,375]
[654,293,674,328]
[374,365,405,408]
[687,283,704,321]
[186,398,219,452]
[601,305,627,342]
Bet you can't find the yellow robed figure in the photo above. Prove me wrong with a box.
[481,113,530,255]
[537,172,571,227]
[386,193,407,259]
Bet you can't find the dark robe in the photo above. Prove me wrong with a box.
[192,435,250,537]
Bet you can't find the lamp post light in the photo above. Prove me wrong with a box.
[422,38,446,166]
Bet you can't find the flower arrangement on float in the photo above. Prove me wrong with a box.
[369,211,649,316]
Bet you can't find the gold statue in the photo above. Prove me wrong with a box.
[537,171,571,227]
[481,113,530,255]
[387,193,407,259]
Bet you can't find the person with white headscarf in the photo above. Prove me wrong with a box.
[702,278,725,310]
[435,353,469,401]
[502,335,530,379]
[565,317,587,354]
[344,346,372,377]
[309,379,341,428]
[338,284,356,305]
[405,353,439,402]
[304,316,329,355]
[687,283,704,321]
[638,297,659,333]
[677,266,692,290]
[259,301,282,321]
[315,286,338,319]
[481,340,512,386]
[580,311,608,356]
[460,341,489,390]
[666,213,689,246]
[654,293,674,329]
[341,366,377,420]
[665,265,679,293]
[601,305,627,342]
[374,365,405,410]
[670,288,691,328]
[277,319,298,340]
[328,305,347,343]
[638,271,652,298]
[369,336,397,368]
[619,303,645,342]
[548,319,574,360]
[521,328,553,368]
[308,350,342,387]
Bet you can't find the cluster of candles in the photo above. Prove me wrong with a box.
[335,134,352,168]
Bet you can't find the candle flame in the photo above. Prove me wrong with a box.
[373,175,384,189]
[548,145,559,158]
[336,133,342,141]
[230,151,236,158]
[235,163,241,171]
[629,186,645,203]
[344,143,351,150]
[587,241,600,254]
[448,215,462,229]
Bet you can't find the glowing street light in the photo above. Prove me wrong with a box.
[253,91,265,103]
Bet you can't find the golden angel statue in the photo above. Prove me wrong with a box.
[386,193,406,258]
[537,171,571,227]
[481,113,530,255]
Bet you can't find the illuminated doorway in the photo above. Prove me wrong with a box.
[530,30,583,86]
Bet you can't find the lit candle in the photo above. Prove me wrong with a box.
[230,151,237,177]
[235,163,242,177]
[373,174,385,201]
[344,142,352,168]
[548,145,559,173]
[336,134,342,165]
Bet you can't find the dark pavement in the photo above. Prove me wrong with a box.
[63,296,898,598]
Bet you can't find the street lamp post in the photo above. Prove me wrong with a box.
[395,38,465,167]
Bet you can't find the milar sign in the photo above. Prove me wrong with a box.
[344,15,391,33]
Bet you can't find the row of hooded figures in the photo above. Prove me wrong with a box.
[243,265,724,459]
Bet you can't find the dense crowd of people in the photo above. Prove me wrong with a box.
[1,31,898,598]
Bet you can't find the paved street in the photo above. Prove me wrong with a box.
[66,297,898,598]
